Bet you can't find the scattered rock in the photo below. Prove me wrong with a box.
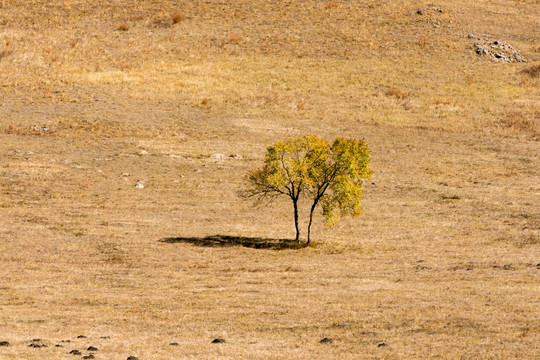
[100,336,111,339]
[135,180,145,189]
[537,263,540,269]
[55,344,63,347]
[493,53,509,61]
[229,154,243,159]
[475,44,489,56]
[170,342,179,346]
[416,9,423,15]
[31,125,50,134]
[87,346,98,351]
[320,337,333,344]
[77,335,87,339]
[61,340,72,343]
[127,356,139,360]
[502,264,512,270]
[211,338,226,344]
[210,153,227,160]
[138,150,149,156]
[69,350,82,355]
[83,355,95,359]
[377,342,387,347]
[0,341,10,347]
[28,339,46,348]
[468,33,476,39]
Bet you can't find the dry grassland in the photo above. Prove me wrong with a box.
[0,0,539,359]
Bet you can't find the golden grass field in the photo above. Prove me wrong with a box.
[0,0,539,359]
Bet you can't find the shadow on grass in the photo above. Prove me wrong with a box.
[160,234,307,250]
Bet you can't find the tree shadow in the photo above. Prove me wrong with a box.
[160,234,306,250]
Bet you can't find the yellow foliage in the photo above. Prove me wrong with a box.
[245,134,371,244]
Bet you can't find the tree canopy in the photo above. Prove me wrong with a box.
[245,134,372,244]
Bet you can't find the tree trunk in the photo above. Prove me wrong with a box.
[306,202,317,245]
[293,199,301,243]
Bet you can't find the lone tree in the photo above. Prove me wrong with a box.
[245,134,372,244]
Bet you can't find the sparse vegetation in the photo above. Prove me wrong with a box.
[0,48,12,60]
[171,13,184,24]
[226,32,243,44]
[385,87,408,99]
[499,110,540,138]
[521,64,540,78]
[116,22,129,31]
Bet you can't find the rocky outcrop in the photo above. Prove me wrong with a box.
[469,34,527,63]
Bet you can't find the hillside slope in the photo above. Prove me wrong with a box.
[0,1,539,359]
